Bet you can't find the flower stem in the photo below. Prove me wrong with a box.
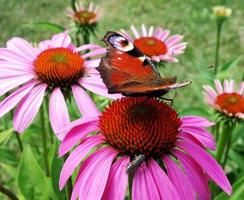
[215,123,232,166]
[63,154,73,199]
[71,0,77,12]
[214,21,223,75]
[222,129,233,169]
[128,174,133,200]
[14,131,23,152]
[45,97,54,144]
[40,105,50,176]
[0,185,18,200]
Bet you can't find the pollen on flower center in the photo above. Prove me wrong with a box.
[74,10,96,24]
[134,37,167,57]
[215,93,244,114]
[98,97,181,156]
[34,47,84,87]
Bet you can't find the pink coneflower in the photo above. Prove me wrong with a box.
[59,97,231,200]
[203,79,244,119]
[0,31,120,139]
[120,24,187,62]
[66,1,102,25]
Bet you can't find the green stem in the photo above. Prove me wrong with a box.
[222,130,233,169]
[128,174,133,200]
[63,154,72,199]
[215,123,232,166]
[71,0,77,12]
[82,32,90,45]
[45,97,54,144]
[75,29,81,47]
[40,105,50,176]
[214,21,223,75]
[14,131,23,152]
[0,185,18,200]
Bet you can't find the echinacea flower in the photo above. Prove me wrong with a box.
[66,1,102,26]
[0,31,120,139]
[203,79,244,119]
[120,24,187,63]
[59,97,232,200]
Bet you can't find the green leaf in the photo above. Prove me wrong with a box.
[220,56,242,72]
[18,146,49,200]
[214,176,244,200]
[31,22,65,33]
[0,128,13,144]
[0,147,18,165]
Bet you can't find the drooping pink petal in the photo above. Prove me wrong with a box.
[13,83,47,133]
[58,116,99,156]
[82,48,107,59]
[80,76,122,99]
[50,31,71,48]
[59,135,104,190]
[0,80,37,118]
[49,88,70,140]
[181,116,215,127]
[72,85,99,117]
[77,147,118,200]
[132,162,161,200]
[176,140,232,195]
[163,155,195,200]
[74,44,101,52]
[6,37,38,61]
[203,85,217,99]
[165,35,183,47]
[214,79,223,94]
[102,156,129,200]
[173,149,211,200]
[0,74,35,96]
[180,126,216,150]
[158,29,170,41]
[0,61,34,77]
[148,158,181,200]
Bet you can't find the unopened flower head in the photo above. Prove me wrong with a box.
[213,6,232,18]
[59,97,232,199]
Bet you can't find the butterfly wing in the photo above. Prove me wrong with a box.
[97,32,169,93]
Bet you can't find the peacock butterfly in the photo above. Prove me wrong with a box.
[97,31,191,97]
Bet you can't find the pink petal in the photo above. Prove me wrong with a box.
[0,48,32,65]
[141,24,147,36]
[50,31,71,48]
[237,82,244,94]
[181,126,216,150]
[148,26,154,37]
[163,155,195,200]
[13,83,47,133]
[119,29,134,42]
[102,156,130,200]
[214,80,223,94]
[0,74,35,96]
[49,88,70,140]
[173,149,211,200]
[0,61,34,77]
[77,147,117,200]
[0,80,37,118]
[82,48,106,59]
[181,116,215,127]
[72,85,99,117]
[165,35,183,47]
[223,80,230,93]
[58,116,99,156]
[80,76,122,99]
[84,59,101,68]
[7,37,38,61]
[38,40,51,51]
[148,158,181,200]
[74,44,102,52]
[176,140,232,195]
[158,30,170,41]
[203,85,217,98]
[59,135,104,189]
[132,162,161,200]
[130,25,140,38]
[229,80,235,92]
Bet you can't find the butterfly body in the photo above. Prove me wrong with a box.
[97,31,191,97]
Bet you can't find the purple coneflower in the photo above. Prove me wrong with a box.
[59,97,231,200]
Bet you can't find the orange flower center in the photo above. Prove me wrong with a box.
[98,97,181,156]
[134,37,167,57]
[215,93,244,115]
[34,47,84,87]
[74,10,96,24]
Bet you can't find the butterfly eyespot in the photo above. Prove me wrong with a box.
[108,35,134,52]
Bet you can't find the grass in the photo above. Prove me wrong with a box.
[0,0,243,112]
